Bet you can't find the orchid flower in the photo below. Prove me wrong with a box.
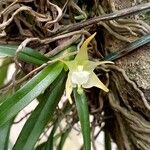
[61,33,113,103]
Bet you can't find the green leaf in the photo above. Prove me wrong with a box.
[13,70,66,150]
[0,62,64,126]
[0,58,13,104]
[74,89,91,150]
[44,102,71,150]
[102,34,150,61]
[0,120,13,150]
[45,122,58,150]
[0,45,48,65]
[0,58,11,86]
[104,127,112,150]
[0,90,13,105]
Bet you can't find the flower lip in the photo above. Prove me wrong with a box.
[70,65,90,86]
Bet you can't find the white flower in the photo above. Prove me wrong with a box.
[61,33,114,103]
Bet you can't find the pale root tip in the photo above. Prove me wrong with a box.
[68,97,73,104]
[106,89,109,92]
[102,87,109,93]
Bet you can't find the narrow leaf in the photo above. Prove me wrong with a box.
[102,34,150,61]
[0,45,48,65]
[104,127,112,150]
[45,123,58,150]
[0,58,11,86]
[0,120,13,150]
[0,62,64,126]
[74,89,91,150]
[13,71,66,150]
[45,102,71,150]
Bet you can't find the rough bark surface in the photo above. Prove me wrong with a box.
[103,0,150,149]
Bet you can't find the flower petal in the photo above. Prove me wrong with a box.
[82,72,109,92]
[84,61,114,72]
[75,33,96,61]
[65,74,73,104]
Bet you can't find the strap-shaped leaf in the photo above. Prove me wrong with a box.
[44,102,71,150]
[73,89,91,150]
[13,71,66,150]
[0,45,48,65]
[104,127,112,150]
[0,58,13,104]
[102,34,150,61]
[0,120,13,150]
[0,62,64,126]
[0,58,13,150]
[0,58,11,86]
[45,122,58,150]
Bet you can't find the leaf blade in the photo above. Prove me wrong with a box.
[74,89,91,150]
[44,102,71,150]
[13,71,66,150]
[0,45,48,65]
[0,58,11,86]
[0,120,13,150]
[0,62,64,126]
